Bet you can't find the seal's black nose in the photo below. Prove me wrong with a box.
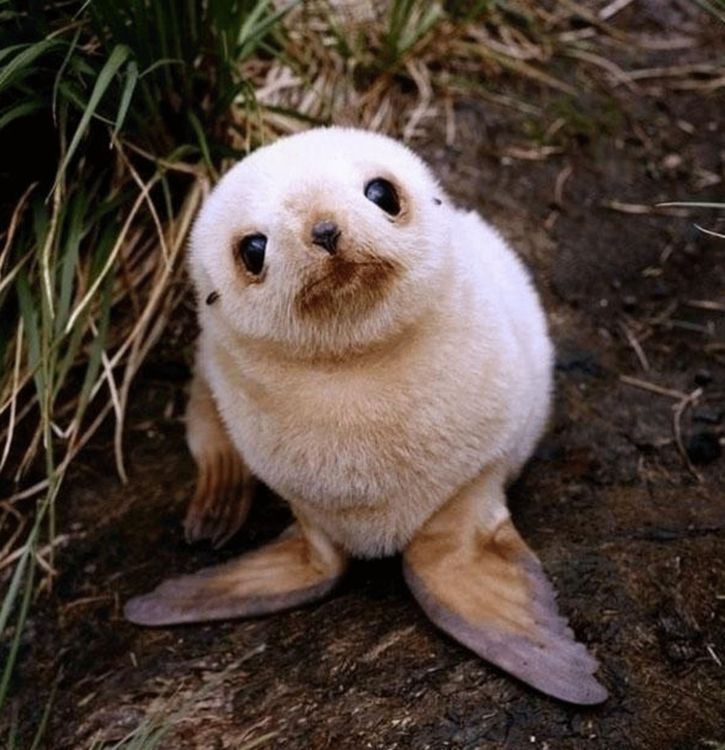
[311,221,341,255]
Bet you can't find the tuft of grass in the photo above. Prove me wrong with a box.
[84,650,272,750]
[0,0,296,728]
[250,0,586,140]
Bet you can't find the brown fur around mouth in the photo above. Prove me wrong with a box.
[294,256,401,320]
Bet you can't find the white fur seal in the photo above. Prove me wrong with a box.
[125,127,607,705]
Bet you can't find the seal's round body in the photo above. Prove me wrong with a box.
[126,128,606,705]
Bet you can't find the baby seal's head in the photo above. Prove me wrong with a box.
[190,127,453,356]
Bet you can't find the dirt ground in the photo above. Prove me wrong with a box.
[6,4,725,749]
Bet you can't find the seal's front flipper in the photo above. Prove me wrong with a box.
[124,522,346,626]
[184,370,257,547]
[403,475,607,705]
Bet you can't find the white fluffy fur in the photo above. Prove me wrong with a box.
[189,127,553,558]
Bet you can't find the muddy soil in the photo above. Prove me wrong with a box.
[6,5,725,749]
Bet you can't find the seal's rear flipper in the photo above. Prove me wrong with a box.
[124,522,346,626]
[403,478,608,705]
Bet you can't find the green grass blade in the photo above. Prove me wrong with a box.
[188,110,216,176]
[0,467,63,720]
[52,25,83,125]
[0,538,32,637]
[15,268,45,398]
[237,0,298,61]
[0,43,31,67]
[0,542,36,709]
[113,60,139,139]
[54,192,86,338]
[236,0,275,47]
[28,669,60,750]
[138,57,184,78]
[0,39,60,93]
[5,706,18,750]
[385,0,442,59]
[76,269,114,416]
[0,99,44,131]
[56,43,131,185]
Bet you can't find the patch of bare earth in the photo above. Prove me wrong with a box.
[6,3,725,748]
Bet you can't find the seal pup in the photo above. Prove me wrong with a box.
[125,127,607,705]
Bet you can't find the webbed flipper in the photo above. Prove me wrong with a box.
[184,371,256,547]
[403,474,607,705]
[125,521,346,626]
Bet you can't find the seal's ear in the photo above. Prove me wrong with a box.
[403,473,607,705]
[124,522,347,626]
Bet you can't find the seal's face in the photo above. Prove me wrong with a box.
[190,128,453,354]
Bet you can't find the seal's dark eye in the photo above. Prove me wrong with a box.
[238,234,266,275]
[364,178,401,216]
